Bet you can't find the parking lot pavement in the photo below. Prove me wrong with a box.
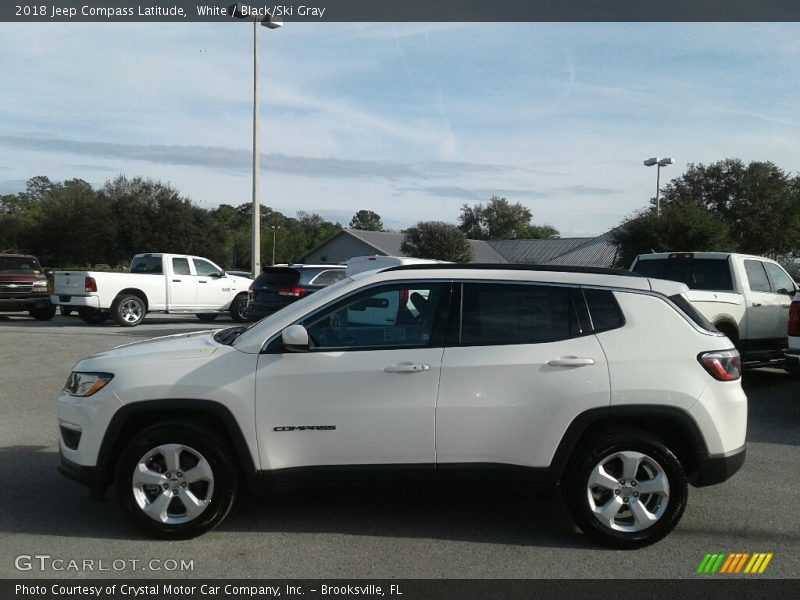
[0,314,798,579]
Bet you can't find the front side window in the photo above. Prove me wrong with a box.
[744,260,771,293]
[193,259,220,277]
[301,283,449,351]
[763,262,796,295]
[460,283,581,346]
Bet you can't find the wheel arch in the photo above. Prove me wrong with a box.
[114,288,150,311]
[551,405,709,487]
[94,399,257,498]
[712,318,739,344]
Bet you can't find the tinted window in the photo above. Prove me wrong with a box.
[302,283,448,351]
[461,283,579,346]
[298,268,327,284]
[172,257,191,275]
[744,260,771,293]
[130,256,163,274]
[668,293,718,332]
[632,258,733,291]
[193,259,219,277]
[583,288,624,332]
[310,270,346,286]
[257,268,301,286]
[763,262,796,295]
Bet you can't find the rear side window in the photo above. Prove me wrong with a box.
[461,283,581,345]
[583,288,624,332]
[668,293,718,332]
[172,258,191,275]
[744,260,771,293]
[632,258,733,291]
[310,269,346,286]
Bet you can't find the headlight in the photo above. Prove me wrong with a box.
[32,280,48,291]
[64,372,114,397]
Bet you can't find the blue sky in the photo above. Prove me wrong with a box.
[1,22,799,236]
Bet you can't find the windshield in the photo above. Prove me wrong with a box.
[0,256,42,274]
[233,275,355,347]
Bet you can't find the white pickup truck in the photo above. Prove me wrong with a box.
[631,252,798,366]
[52,253,252,327]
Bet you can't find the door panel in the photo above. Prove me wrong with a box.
[192,258,230,309]
[742,260,780,340]
[168,257,196,308]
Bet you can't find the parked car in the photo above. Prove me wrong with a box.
[51,253,251,327]
[786,296,800,375]
[0,253,56,320]
[247,264,346,321]
[58,263,746,547]
[631,252,797,366]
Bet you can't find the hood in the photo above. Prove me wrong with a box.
[85,329,222,363]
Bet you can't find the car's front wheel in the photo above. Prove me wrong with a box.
[115,422,239,539]
[565,430,687,549]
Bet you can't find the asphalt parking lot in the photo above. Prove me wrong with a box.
[0,313,798,579]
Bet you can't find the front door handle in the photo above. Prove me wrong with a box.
[199,280,207,284]
[172,279,181,283]
[384,362,431,374]
[547,356,595,367]
[752,302,762,307]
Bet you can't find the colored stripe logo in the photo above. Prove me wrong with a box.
[696,552,773,574]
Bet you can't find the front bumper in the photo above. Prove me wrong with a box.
[0,295,51,310]
[690,444,746,487]
[58,452,98,487]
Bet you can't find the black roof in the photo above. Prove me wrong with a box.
[383,263,641,277]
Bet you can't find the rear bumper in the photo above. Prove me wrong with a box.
[690,444,746,487]
[51,294,100,308]
[247,302,287,321]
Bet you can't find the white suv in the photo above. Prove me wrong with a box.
[57,265,747,548]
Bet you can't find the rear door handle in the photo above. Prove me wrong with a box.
[384,362,431,373]
[172,279,181,282]
[547,356,595,367]
[199,280,207,284]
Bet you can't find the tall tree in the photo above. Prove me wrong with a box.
[459,196,559,240]
[401,221,472,263]
[611,203,736,268]
[659,159,800,255]
[349,209,383,231]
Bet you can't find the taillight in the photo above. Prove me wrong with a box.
[277,286,306,297]
[789,302,800,336]
[85,276,97,293]
[698,350,741,381]
[399,289,409,309]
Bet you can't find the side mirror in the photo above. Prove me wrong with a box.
[281,324,309,352]
[44,268,54,276]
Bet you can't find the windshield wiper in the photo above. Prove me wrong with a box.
[214,326,248,346]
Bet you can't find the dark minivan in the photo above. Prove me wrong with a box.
[247,264,346,321]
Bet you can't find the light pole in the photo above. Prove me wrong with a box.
[643,157,674,217]
[230,2,282,277]
[270,225,279,265]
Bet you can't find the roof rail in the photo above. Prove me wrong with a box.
[382,263,641,277]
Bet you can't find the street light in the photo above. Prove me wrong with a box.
[643,157,674,218]
[230,2,282,277]
[270,225,279,265]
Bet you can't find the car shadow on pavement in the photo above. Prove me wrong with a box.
[742,368,800,447]
[0,446,138,541]
[0,446,586,548]
[222,483,588,550]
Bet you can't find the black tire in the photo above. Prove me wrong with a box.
[30,305,57,321]
[564,430,688,549]
[115,421,239,540]
[196,314,219,322]
[77,307,109,325]
[229,293,249,323]
[60,306,74,317]
[111,294,146,327]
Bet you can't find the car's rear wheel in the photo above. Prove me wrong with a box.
[229,293,249,323]
[196,314,219,322]
[565,430,687,549]
[115,422,238,539]
[77,307,108,324]
[111,294,146,327]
